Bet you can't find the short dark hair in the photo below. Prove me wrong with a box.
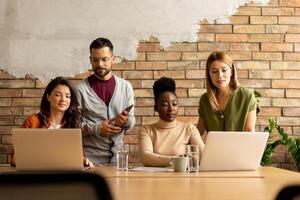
[153,77,177,104]
[39,77,80,128]
[89,37,113,53]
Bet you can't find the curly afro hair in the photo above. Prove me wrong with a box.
[153,77,176,102]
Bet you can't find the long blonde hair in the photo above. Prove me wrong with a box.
[205,52,238,112]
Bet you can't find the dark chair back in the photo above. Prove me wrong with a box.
[0,172,113,200]
[275,184,300,200]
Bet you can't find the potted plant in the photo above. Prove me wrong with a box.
[261,118,300,171]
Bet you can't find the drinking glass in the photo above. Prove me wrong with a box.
[187,145,199,172]
[117,144,129,171]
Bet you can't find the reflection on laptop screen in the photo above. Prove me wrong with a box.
[199,131,268,171]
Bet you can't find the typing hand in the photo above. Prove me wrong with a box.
[100,120,122,137]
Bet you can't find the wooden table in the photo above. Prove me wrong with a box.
[93,166,300,200]
[0,166,299,200]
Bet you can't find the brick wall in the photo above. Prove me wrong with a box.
[0,0,299,171]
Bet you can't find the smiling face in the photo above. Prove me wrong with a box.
[90,47,115,80]
[155,91,179,122]
[209,60,232,90]
[47,84,71,114]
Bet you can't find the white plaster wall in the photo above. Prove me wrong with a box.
[0,0,270,81]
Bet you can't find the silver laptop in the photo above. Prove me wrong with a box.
[12,128,84,171]
[199,131,268,171]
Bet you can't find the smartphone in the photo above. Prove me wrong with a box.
[123,104,134,114]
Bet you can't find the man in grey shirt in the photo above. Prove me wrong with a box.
[75,37,135,164]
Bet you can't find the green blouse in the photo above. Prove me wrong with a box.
[198,87,256,131]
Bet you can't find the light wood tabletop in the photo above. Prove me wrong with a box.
[0,166,299,200]
[93,166,300,200]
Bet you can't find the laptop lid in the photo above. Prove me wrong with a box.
[199,131,268,171]
[12,128,83,171]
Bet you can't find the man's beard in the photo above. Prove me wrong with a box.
[93,66,112,79]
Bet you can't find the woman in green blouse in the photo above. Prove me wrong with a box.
[197,52,257,136]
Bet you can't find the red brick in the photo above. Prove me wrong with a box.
[237,70,248,78]
[273,98,300,107]
[256,116,271,126]
[137,43,161,52]
[0,70,14,79]
[284,53,300,61]
[133,89,153,97]
[293,127,300,135]
[178,98,199,106]
[239,79,271,88]
[261,43,293,52]
[113,62,135,70]
[229,52,251,60]
[188,89,206,97]
[154,70,185,79]
[134,107,154,116]
[0,116,14,125]
[250,16,277,24]
[271,61,300,70]
[216,34,248,42]
[123,71,153,79]
[136,62,167,70]
[23,107,40,116]
[198,43,229,52]
[22,89,44,97]
[15,116,26,126]
[199,25,232,33]
[2,134,12,144]
[286,89,300,98]
[165,43,197,52]
[280,0,300,6]
[176,89,188,97]
[249,34,284,42]
[279,17,300,25]
[0,80,35,88]
[283,71,300,79]
[0,107,22,115]
[258,107,281,116]
[283,108,300,117]
[253,52,282,61]
[286,34,300,42]
[262,7,294,16]
[235,61,270,69]
[167,61,199,69]
[147,52,181,61]
[135,98,154,107]
[0,89,22,97]
[277,117,300,126]
[257,97,272,106]
[135,52,146,61]
[267,25,300,33]
[255,89,285,97]
[176,80,203,88]
[147,36,160,43]
[236,6,261,16]
[196,33,215,42]
[249,70,282,79]
[186,70,205,79]
[182,52,210,61]
[294,44,300,52]
[273,80,300,88]
[233,25,265,33]
[230,43,260,52]
[141,80,155,88]
[12,98,40,106]
[0,98,12,106]
[229,16,249,24]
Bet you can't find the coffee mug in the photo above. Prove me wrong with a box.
[172,157,188,172]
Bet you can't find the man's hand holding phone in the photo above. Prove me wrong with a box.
[111,105,133,127]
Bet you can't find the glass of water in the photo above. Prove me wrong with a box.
[117,144,129,171]
[187,145,199,172]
